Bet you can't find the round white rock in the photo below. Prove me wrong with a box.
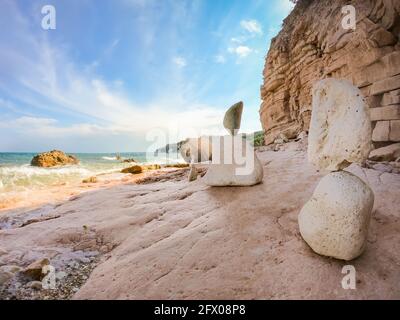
[298,171,374,261]
[308,78,372,171]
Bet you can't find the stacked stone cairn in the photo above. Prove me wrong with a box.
[298,78,375,261]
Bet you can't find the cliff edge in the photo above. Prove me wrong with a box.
[260,0,400,148]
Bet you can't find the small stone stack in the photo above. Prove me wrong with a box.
[202,102,264,186]
[298,79,375,261]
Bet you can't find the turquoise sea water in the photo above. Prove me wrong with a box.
[0,152,183,193]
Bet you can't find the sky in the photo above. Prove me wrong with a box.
[0,0,294,152]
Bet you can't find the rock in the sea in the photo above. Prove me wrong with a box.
[298,171,374,261]
[369,143,400,162]
[203,136,263,186]
[122,158,137,163]
[22,258,50,280]
[31,150,79,168]
[308,79,372,171]
[223,101,243,136]
[82,176,98,184]
[121,165,143,174]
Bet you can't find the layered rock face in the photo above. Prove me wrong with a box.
[260,0,400,148]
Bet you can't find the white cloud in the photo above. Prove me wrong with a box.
[0,1,233,152]
[228,46,252,58]
[231,37,244,44]
[240,19,263,35]
[214,55,226,64]
[172,56,187,68]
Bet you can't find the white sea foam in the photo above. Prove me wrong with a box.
[0,164,91,191]
[102,156,117,161]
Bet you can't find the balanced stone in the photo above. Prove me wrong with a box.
[298,171,374,261]
[308,79,372,171]
[223,101,243,136]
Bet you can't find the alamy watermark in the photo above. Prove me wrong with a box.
[341,265,356,290]
[41,5,56,30]
[341,5,356,30]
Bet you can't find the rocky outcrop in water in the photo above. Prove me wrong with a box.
[260,0,400,151]
[30,150,79,168]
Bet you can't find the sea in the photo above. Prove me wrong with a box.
[0,152,183,195]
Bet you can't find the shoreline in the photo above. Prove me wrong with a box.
[0,166,187,214]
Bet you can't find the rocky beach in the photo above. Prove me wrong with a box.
[0,138,399,299]
[1,0,400,302]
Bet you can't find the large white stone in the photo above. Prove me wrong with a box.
[298,171,374,261]
[203,136,263,186]
[308,79,373,171]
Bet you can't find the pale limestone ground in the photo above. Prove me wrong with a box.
[0,148,399,299]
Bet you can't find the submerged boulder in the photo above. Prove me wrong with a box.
[308,79,372,171]
[298,171,374,261]
[31,150,79,168]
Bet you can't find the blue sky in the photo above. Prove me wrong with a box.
[0,0,293,152]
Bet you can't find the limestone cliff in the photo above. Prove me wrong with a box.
[260,0,400,148]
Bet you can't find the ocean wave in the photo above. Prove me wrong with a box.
[102,156,117,161]
[0,164,91,191]
[0,164,90,176]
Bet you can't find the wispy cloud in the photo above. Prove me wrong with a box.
[172,56,187,68]
[240,19,263,35]
[228,46,252,58]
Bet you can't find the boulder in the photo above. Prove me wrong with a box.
[122,158,137,163]
[203,136,263,187]
[298,171,374,261]
[369,143,400,162]
[121,165,143,174]
[308,79,372,171]
[223,101,243,136]
[82,176,98,183]
[31,150,79,168]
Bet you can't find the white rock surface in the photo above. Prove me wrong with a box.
[308,78,372,171]
[203,136,263,186]
[298,171,374,261]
